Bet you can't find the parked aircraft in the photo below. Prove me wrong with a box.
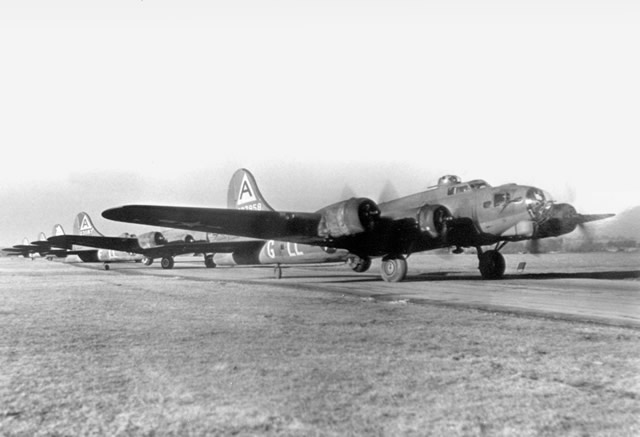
[48,212,214,270]
[102,171,614,282]
[2,226,75,259]
[48,170,355,277]
[2,237,43,258]
[214,168,354,278]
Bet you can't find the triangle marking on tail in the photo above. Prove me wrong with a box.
[237,174,257,206]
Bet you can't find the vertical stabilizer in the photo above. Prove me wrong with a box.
[227,168,275,211]
[73,212,104,236]
[52,224,65,236]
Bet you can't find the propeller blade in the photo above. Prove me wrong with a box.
[341,184,357,199]
[574,213,615,225]
[527,238,541,255]
[378,180,400,203]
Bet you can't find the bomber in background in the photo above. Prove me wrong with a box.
[2,226,91,260]
[49,170,358,277]
[102,170,614,282]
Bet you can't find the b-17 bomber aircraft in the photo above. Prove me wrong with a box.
[49,170,356,276]
[102,170,614,282]
[2,226,86,260]
[48,211,214,270]
[2,236,49,259]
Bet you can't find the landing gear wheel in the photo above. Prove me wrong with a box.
[103,263,110,271]
[348,256,372,273]
[380,257,408,282]
[143,257,153,266]
[479,250,506,279]
[160,256,175,270]
[204,255,216,268]
[274,265,282,279]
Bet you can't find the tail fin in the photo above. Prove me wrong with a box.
[73,212,104,236]
[227,168,275,211]
[38,232,47,242]
[52,224,65,236]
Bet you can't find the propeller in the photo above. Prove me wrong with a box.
[378,180,400,203]
[341,184,357,200]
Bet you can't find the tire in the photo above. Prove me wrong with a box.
[274,265,282,279]
[143,257,154,266]
[204,255,216,268]
[349,256,372,273]
[380,257,408,282]
[160,256,175,269]
[479,250,506,279]
[103,264,110,271]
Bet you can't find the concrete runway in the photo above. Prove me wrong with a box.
[63,251,640,328]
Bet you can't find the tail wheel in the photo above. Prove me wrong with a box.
[274,265,282,279]
[143,257,153,266]
[380,256,408,282]
[478,250,506,279]
[348,256,371,273]
[160,256,175,269]
[103,263,110,271]
[204,255,216,268]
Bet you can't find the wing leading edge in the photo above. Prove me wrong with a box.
[102,205,325,244]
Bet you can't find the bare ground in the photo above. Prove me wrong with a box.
[0,258,639,436]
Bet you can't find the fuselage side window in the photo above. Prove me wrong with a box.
[494,192,511,207]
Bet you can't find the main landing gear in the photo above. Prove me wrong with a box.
[477,244,506,280]
[160,256,175,269]
[204,254,216,268]
[142,257,154,266]
[380,256,408,283]
[347,255,372,273]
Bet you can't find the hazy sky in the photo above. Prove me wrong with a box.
[1,1,639,245]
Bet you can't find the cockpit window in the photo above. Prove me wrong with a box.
[447,185,471,196]
[494,192,511,207]
[469,181,489,190]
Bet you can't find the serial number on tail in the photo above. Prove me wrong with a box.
[239,203,263,211]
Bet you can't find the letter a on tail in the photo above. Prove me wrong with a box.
[227,168,275,211]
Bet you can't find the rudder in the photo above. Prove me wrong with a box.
[227,168,275,211]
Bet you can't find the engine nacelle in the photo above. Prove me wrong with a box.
[535,203,578,238]
[416,204,451,239]
[137,231,167,249]
[159,229,197,243]
[317,198,380,238]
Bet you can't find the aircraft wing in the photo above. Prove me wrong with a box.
[47,235,140,253]
[140,239,266,259]
[103,205,325,244]
[48,234,267,258]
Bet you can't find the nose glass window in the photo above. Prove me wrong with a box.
[526,188,547,219]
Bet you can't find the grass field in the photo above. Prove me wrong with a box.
[1,258,639,436]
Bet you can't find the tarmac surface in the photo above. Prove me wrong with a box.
[62,251,640,328]
[2,252,639,435]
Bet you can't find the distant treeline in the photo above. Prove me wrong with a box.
[501,238,639,254]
